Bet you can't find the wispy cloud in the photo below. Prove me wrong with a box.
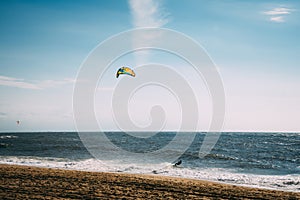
[264,7,291,15]
[128,0,169,66]
[263,7,293,23]
[128,0,169,28]
[0,76,41,89]
[270,16,284,23]
[0,75,75,90]
[38,78,75,89]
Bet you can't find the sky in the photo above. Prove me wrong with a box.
[0,0,299,132]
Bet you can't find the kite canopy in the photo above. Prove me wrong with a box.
[116,66,135,78]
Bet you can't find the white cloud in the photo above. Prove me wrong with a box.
[0,76,41,89]
[263,7,293,23]
[38,78,75,89]
[128,0,169,28]
[128,0,169,66]
[0,75,75,90]
[270,16,284,23]
[264,7,291,15]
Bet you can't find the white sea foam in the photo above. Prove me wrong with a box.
[0,156,299,192]
[0,135,18,139]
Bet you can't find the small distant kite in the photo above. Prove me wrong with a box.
[116,66,135,78]
[16,120,20,125]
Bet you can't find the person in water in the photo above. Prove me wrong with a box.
[174,160,182,167]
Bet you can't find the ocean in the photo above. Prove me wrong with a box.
[0,132,299,192]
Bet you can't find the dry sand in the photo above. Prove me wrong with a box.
[0,164,299,199]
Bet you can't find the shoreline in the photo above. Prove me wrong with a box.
[1,164,299,199]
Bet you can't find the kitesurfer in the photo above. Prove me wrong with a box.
[174,160,182,167]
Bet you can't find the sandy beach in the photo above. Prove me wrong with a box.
[0,164,299,199]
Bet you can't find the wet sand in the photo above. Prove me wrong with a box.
[0,164,299,199]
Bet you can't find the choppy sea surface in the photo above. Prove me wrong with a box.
[0,132,299,192]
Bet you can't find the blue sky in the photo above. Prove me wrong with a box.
[0,0,299,132]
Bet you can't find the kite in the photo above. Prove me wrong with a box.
[116,66,135,78]
[16,120,20,125]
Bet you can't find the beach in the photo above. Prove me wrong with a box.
[0,164,299,199]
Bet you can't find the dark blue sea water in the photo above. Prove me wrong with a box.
[0,132,299,191]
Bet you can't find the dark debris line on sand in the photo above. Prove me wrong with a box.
[0,165,299,200]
